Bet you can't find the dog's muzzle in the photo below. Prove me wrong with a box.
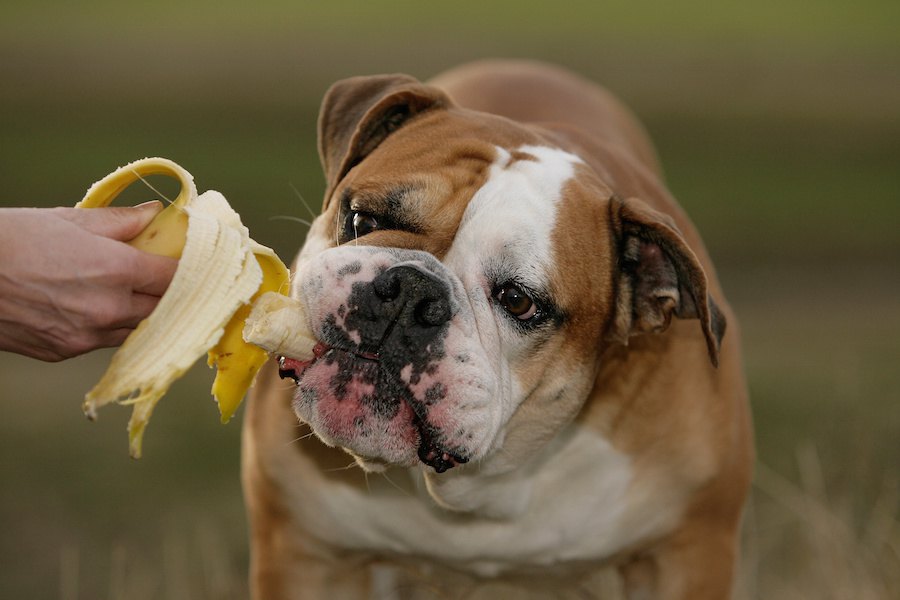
[283,250,482,473]
[351,264,468,472]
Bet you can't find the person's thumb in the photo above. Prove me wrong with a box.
[53,201,164,241]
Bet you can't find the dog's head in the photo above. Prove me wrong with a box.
[278,74,724,476]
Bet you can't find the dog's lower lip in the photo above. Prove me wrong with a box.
[278,355,312,384]
[417,439,469,473]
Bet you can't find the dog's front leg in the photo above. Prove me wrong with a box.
[618,525,739,600]
[248,515,374,600]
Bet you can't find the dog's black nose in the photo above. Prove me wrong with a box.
[341,263,454,362]
[372,264,453,328]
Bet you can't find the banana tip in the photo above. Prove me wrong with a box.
[83,403,98,421]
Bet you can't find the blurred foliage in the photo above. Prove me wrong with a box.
[1,1,898,598]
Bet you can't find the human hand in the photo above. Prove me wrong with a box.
[0,203,178,361]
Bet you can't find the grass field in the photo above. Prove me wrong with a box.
[1,2,898,598]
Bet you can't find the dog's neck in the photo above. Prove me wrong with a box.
[419,455,537,520]
[418,421,630,521]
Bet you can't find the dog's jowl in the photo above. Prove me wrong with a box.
[243,60,753,600]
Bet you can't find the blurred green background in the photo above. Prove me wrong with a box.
[1,1,898,598]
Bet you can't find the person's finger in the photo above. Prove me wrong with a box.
[100,292,162,330]
[129,251,179,297]
[53,202,164,241]
[93,326,137,350]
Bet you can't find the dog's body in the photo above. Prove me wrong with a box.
[243,60,753,599]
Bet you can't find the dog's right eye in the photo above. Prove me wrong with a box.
[494,283,538,320]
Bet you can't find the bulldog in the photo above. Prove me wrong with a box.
[242,59,753,599]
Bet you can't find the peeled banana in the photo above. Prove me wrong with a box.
[77,158,289,457]
[243,292,317,359]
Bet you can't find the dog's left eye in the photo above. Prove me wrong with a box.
[494,283,538,320]
[343,211,380,242]
[352,211,379,237]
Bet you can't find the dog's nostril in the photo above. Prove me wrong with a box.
[373,269,401,301]
[415,298,452,327]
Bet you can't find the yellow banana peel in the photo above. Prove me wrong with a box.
[208,247,290,424]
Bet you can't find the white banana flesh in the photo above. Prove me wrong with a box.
[242,292,317,360]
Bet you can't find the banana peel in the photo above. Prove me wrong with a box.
[77,158,290,457]
[208,249,290,424]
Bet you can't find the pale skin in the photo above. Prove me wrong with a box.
[0,202,177,361]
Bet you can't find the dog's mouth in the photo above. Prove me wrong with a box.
[277,346,325,384]
[277,345,468,473]
[276,341,373,384]
[416,430,468,473]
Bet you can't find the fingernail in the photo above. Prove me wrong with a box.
[134,200,163,211]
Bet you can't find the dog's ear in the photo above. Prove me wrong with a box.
[606,196,726,367]
[317,74,451,206]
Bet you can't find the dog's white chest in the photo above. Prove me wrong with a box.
[296,425,681,576]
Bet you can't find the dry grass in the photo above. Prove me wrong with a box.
[737,447,900,600]
[58,519,249,600]
[51,446,898,599]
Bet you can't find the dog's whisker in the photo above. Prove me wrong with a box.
[334,204,342,246]
[289,181,319,220]
[324,461,362,473]
[284,430,318,447]
[378,470,412,498]
[490,444,516,465]
[270,215,313,228]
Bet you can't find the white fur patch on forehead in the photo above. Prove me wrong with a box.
[451,145,583,287]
